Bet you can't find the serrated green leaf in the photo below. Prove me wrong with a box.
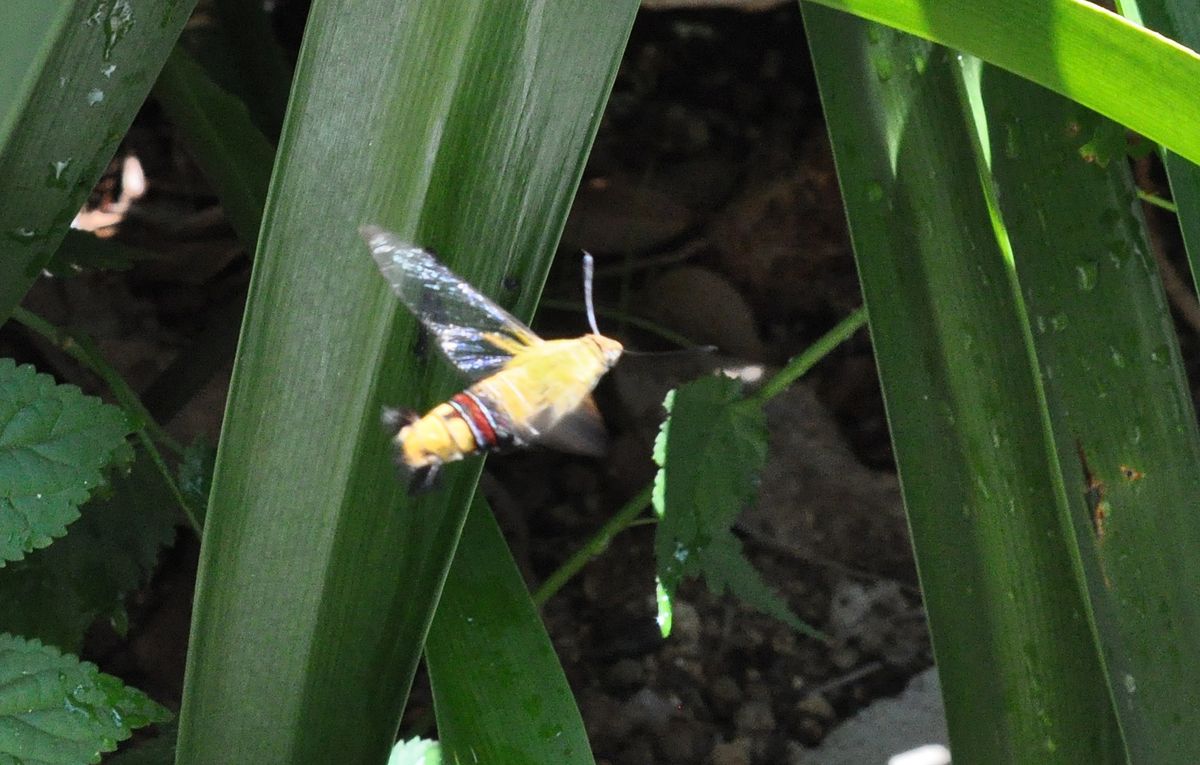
[654,376,765,587]
[697,535,823,640]
[0,633,170,765]
[388,737,441,765]
[652,375,815,638]
[0,451,177,651]
[42,231,154,277]
[0,359,132,566]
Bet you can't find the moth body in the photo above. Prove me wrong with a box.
[363,225,623,493]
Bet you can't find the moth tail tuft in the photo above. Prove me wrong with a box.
[381,407,419,437]
[407,464,441,495]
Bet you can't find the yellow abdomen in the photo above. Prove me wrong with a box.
[395,401,480,469]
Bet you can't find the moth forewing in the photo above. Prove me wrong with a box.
[362,225,623,493]
[361,225,542,381]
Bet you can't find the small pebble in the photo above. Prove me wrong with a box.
[744,682,771,702]
[734,699,776,733]
[785,740,809,765]
[580,689,628,743]
[672,600,702,648]
[710,675,742,707]
[795,693,836,722]
[709,738,752,765]
[771,630,797,654]
[830,644,860,670]
[616,738,656,765]
[795,715,826,745]
[606,658,645,689]
[658,716,707,763]
[623,687,676,735]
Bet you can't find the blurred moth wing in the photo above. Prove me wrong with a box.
[361,226,623,492]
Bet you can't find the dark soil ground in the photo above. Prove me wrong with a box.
[3,3,945,763]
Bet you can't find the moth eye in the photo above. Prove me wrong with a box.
[502,274,520,292]
[413,331,429,359]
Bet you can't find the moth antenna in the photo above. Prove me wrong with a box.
[582,251,602,336]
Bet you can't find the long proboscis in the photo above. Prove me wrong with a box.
[580,250,715,356]
[582,252,601,336]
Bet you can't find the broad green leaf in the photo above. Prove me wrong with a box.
[388,738,442,765]
[426,498,593,765]
[803,9,1124,761]
[653,376,815,639]
[0,0,198,322]
[152,47,275,250]
[43,231,154,277]
[176,2,638,763]
[0,633,170,764]
[0,359,132,566]
[0,451,177,651]
[806,0,1200,165]
[985,68,1200,762]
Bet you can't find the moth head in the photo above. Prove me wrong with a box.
[591,334,624,369]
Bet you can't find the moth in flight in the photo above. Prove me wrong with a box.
[362,225,623,493]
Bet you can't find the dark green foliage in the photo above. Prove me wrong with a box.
[43,232,154,277]
[177,439,216,528]
[103,722,176,765]
[153,48,275,249]
[0,452,178,651]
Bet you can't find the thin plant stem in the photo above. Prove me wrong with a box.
[533,483,654,607]
[136,428,202,534]
[752,306,868,404]
[1137,188,1178,213]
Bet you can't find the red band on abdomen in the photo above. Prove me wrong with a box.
[450,392,499,449]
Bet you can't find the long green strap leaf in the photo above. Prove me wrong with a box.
[807,0,1200,165]
[176,1,636,762]
[0,0,198,322]
[427,498,593,764]
[802,7,1125,761]
[985,68,1200,761]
